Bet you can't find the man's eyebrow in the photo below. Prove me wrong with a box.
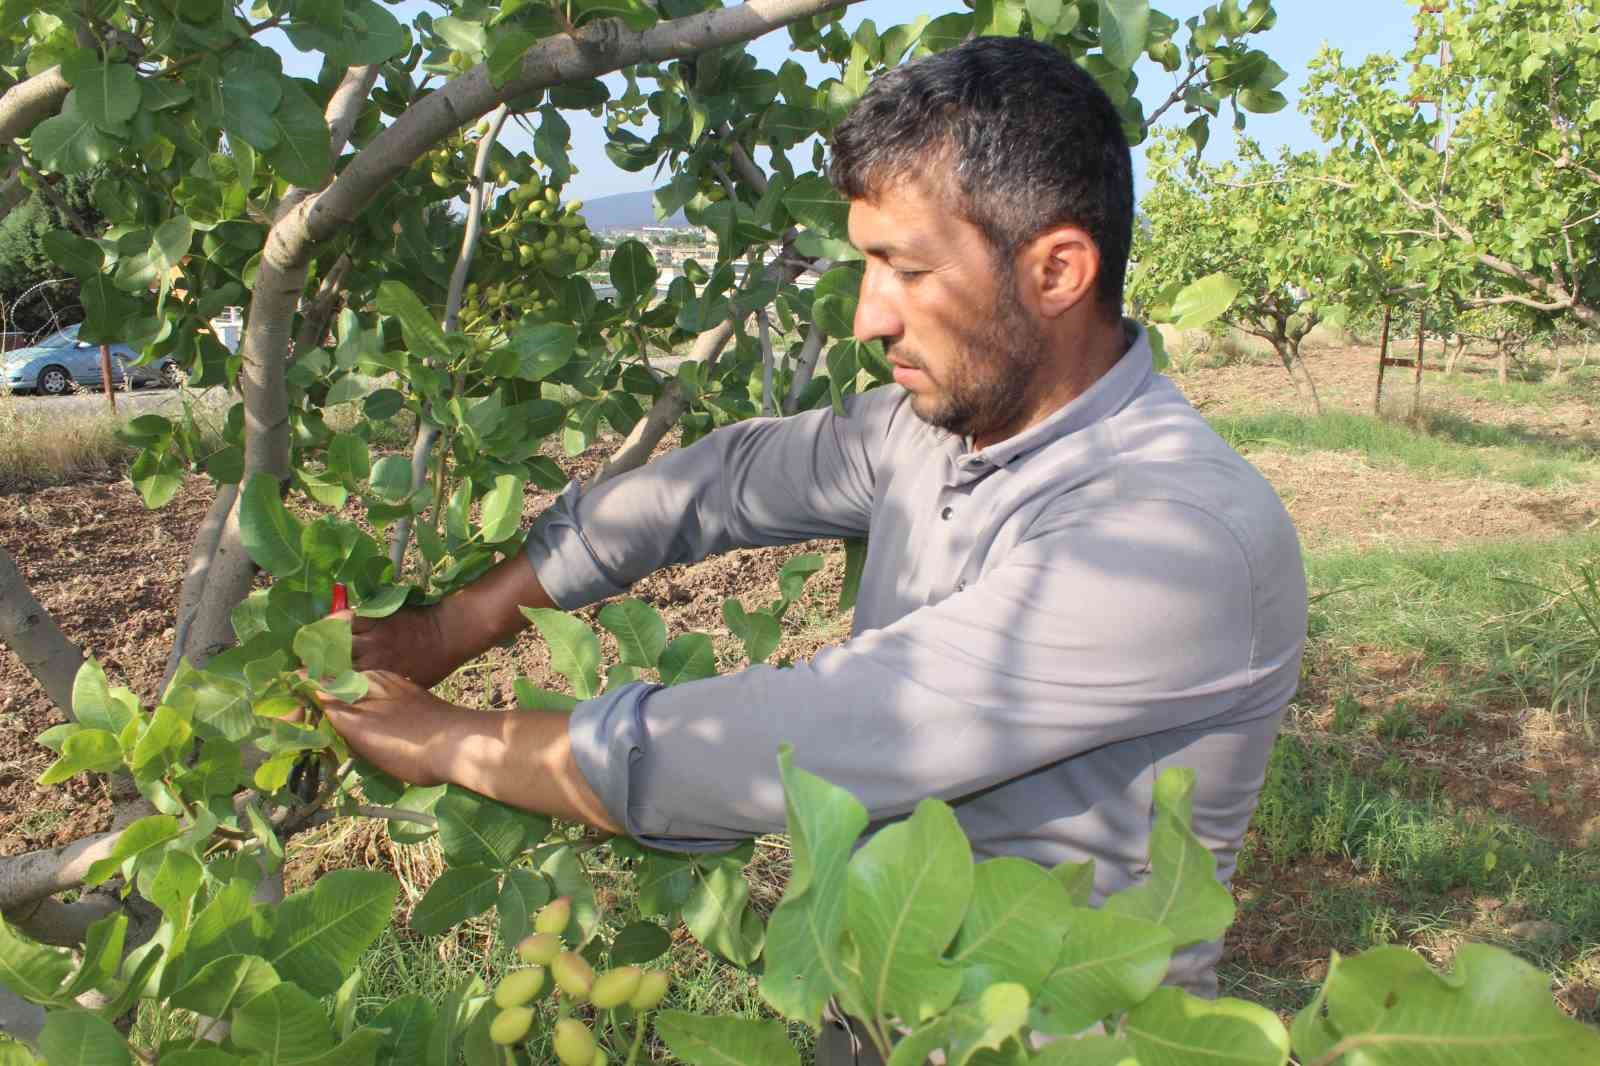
[856,237,931,260]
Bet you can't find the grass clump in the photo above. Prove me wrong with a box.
[0,392,134,493]
[1209,409,1596,488]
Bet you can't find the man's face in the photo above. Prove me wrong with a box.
[846,176,1049,445]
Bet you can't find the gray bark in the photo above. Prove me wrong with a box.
[0,544,83,717]
[0,66,70,148]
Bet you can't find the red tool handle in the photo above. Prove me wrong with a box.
[330,582,348,613]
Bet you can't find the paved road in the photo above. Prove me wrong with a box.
[5,384,232,418]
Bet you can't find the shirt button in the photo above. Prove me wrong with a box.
[940,506,953,520]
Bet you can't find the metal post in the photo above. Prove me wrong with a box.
[1412,307,1425,416]
[98,343,117,413]
[1372,305,1393,416]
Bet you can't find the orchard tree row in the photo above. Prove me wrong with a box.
[1131,0,1599,404]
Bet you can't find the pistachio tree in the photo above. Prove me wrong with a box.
[4,0,1589,1060]
[1132,133,1353,412]
[1300,0,1600,331]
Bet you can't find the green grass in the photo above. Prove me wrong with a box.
[1208,409,1597,488]
[1307,536,1600,727]
[0,393,134,493]
[1435,362,1600,407]
[1235,731,1600,1008]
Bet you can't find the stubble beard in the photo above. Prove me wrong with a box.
[899,279,1049,443]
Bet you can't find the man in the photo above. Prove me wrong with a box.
[321,35,1306,1060]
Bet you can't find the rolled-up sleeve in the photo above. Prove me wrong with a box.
[525,387,898,610]
[568,498,1277,851]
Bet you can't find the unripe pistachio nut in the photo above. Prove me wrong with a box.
[489,1006,535,1046]
[517,931,562,965]
[552,1018,597,1066]
[627,970,670,1011]
[551,950,595,1000]
[493,966,547,1008]
[589,966,641,1009]
[535,896,573,936]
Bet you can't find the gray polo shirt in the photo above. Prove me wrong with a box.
[525,323,1306,992]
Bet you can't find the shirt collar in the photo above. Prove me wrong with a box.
[946,319,1154,483]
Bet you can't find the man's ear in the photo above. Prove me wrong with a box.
[1021,226,1101,319]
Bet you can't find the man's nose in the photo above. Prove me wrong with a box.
[853,268,902,345]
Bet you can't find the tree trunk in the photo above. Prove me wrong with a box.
[1272,334,1323,415]
[1445,333,1466,375]
[0,545,84,716]
[1497,336,1509,385]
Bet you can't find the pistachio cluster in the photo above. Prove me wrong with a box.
[489,896,672,1065]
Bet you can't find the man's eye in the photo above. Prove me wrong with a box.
[893,268,926,282]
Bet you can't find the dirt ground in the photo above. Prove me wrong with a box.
[3,341,1597,1020]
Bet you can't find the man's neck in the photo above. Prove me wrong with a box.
[971,317,1130,451]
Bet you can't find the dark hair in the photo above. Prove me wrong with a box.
[829,36,1134,318]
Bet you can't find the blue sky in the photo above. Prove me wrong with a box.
[276,1,1422,199]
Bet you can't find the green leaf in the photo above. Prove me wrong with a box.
[512,681,579,712]
[539,844,600,942]
[369,996,437,1064]
[72,659,133,734]
[888,982,1031,1066]
[293,617,354,680]
[264,83,333,189]
[520,608,601,699]
[1032,908,1175,1035]
[434,15,487,56]
[354,585,408,618]
[129,705,192,771]
[597,598,668,669]
[367,454,413,504]
[266,869,398,996]
[610,921,672,966]
[784,173,850,237]
[38,1009,133,1066]
[655,1011,801,1066]
[85,814,181,886]
[64,912,127,998]
[951,857,1073,994]
[31,93,120,174]
[0,915,74,1004]
[533,105,571,186]
[239,472,305,579]
[131,448,185,509]
[36,728,123,785]
[477,475,524,543]
[658,633,717,685]
[1296,943,1600,1065]
[435,787,543,868]
[42,229,103,277]
[1099,0,1151,70]
[838,537,867,612]
[377,281,448,363]
[220,66,283,150]
[760,746,870,1026]
[841,798,972,1025]
[723,600,781,664]
[1168,272,1241,331]
[60,55,140,129]
[774,553,825,615]
[488,29,539,88]
[169,954,281,1018]
[410,865,501,937]
[1124,987,1289,1065]
[609,239,659,305]
[233,982,337,1062]
[1103,767,1234,948]
[507,322,577,381]
[684,860,765,966]
[496,869,551,948]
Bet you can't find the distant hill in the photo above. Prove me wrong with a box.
[579,189,689,231]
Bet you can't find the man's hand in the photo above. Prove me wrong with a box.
[331,554,559,689]
[315,667,624,836]
[332,607,460,689]
[317,669,460,785]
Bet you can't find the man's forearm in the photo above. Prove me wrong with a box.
[431,706,623,836]
[432,552,556,666]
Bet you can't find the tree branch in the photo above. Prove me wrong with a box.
[16,157,90,235]
[162,483,239,688]
[389,103,509,573]
[326,66,379,159]
[757,312,776,416]
[783,324,825,415]
[0,67,70,148]
[0,831,121,910]
[297,0,853,253]
[0,545,84,717]
[291,253,352,355]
